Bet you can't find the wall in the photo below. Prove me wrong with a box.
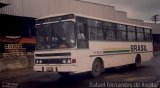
[0,0,151,27]
[0,0,9,4]
[150,24,160,34]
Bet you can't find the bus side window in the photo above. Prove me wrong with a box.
[136,27,144,41]
[77,22,89,48]
[127,26,136,41]
[144,28,152,41]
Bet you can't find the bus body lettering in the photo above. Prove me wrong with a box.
[131,45,147,52]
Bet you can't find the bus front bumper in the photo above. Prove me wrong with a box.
[34,65,77,72]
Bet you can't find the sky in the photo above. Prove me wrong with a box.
[82,0,160,23]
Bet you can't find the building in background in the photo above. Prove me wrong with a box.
[0,0,160,53]
[148,23,160,52]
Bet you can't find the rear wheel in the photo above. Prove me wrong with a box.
[130,54,141,68]
[134,55,141,68]
[91,59,103,77]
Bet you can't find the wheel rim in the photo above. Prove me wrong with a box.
[92,60,102,76]
[93,63,101,72]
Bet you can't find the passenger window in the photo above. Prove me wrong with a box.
[127,26,136,41]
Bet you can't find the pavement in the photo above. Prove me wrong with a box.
[0,55,160,88]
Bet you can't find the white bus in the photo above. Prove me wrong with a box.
[34,13,153,77]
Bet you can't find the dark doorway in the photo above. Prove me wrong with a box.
[0,14,35,37]
[153,34,160,51]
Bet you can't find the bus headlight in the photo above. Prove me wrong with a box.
[67,59,71,64]
[62,59,67,64]
[36,60,39,64]
[62,59,71,64]
[35,59,42,64]
[39,60,42,64]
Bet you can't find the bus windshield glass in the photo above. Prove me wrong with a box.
[36,21,75,50]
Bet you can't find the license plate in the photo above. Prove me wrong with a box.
[46,67,53,72]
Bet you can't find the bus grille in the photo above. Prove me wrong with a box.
[35,53,71,57]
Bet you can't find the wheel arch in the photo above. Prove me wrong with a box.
[90,57,104,77]
[133,53,142,68]
[93,57,104,69]
[135,54,141,61]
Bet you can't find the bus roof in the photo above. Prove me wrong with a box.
[36,13,151,29]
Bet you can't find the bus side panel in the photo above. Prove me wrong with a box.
[102,54,135,68]
[75,49,93,73]
[89,41,153,68]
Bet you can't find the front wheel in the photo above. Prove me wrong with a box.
[91,59,103,77]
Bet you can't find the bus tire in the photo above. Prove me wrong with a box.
[130,54,141,68]
[135,54,141,68]
[91,58,103,77]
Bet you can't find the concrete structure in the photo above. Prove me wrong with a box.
[0,0,152,26]
[0,0,160,52]
[149,23,160,53]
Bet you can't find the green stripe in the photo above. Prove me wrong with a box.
[103,50,130,53]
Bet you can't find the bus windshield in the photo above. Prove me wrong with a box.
[36,21,75,50]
